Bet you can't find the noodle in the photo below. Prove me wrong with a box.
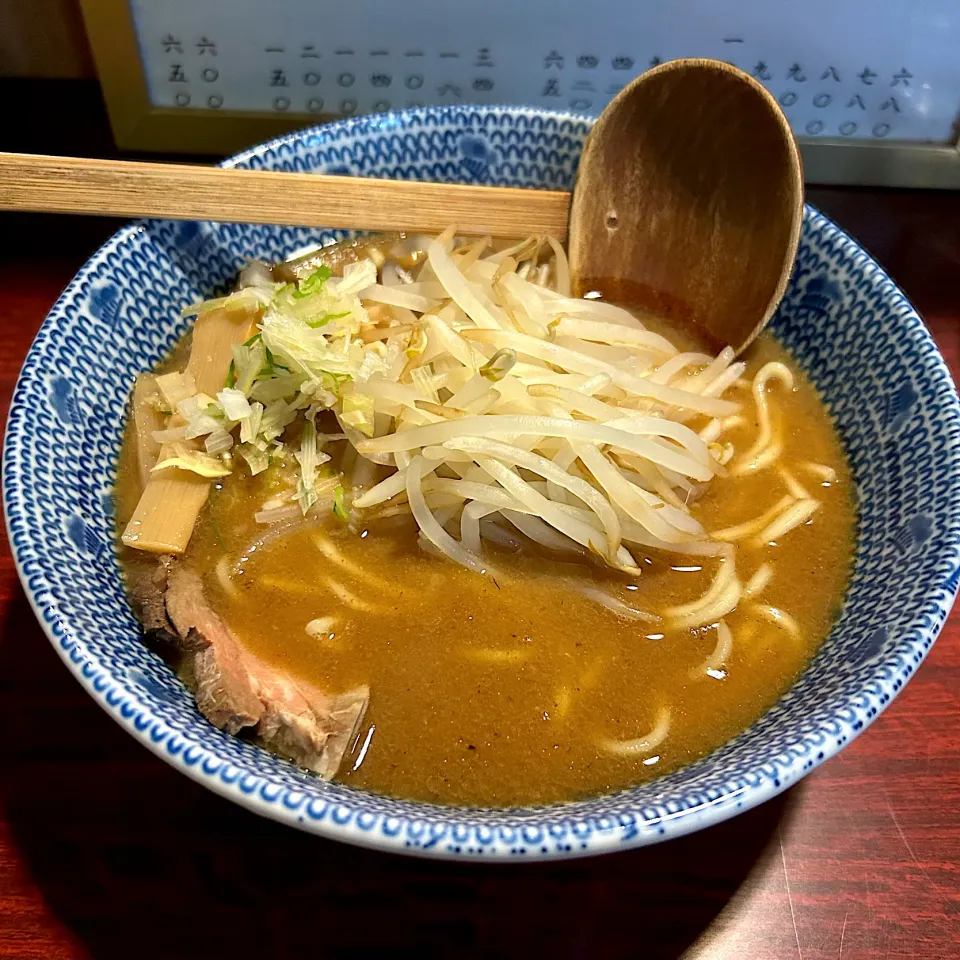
[711,495,794,542]
[326,579,381,613]
[705,620,734,677]
[663,558,741,629]
[743,563,773,598]
[552,685,573,720]
[313,535,390,589]
[778,465,810,500]
[754,499,819,545]
[748,603,802,640]
[689,619,734,679]
[801,461,838,483]
[599,706,671,757]
[305,616,337,637]
[732,362,794,475]
[465,647,531,664]
[578,586,660,623]
[215,555,239,598]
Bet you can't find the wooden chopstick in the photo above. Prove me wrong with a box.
[0,152,572,239]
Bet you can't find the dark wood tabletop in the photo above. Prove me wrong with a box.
[0,85,958,959]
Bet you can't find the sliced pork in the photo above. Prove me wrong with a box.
[131,560,368,778]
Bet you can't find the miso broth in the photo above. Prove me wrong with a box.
[117,327,854,808]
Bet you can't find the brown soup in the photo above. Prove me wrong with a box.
[117,327,854,807]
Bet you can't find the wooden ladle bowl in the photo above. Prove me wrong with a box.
[569,59,804,354]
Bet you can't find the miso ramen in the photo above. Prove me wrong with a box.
[116,231,854,807]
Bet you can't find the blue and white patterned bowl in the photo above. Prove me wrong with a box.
[5,107,960,860]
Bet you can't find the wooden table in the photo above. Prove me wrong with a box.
[0,188,957,959]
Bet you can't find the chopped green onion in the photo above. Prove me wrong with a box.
[261,345,291,376]
[333,484,349,522]
[238,443,269,475]
[233,340,268,395]
[293,265,333,299]
[294,418,330,513]
[217,387,252,421]
[239,400,264,443]
[306,311,351,329]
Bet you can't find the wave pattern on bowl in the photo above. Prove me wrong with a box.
[4,106,959,860]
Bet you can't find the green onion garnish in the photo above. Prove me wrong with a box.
[332,484,349,522]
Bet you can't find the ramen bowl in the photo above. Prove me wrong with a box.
[5,107,959,860]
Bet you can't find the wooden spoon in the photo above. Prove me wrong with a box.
[569,59,803,353]
[0,59,800,354]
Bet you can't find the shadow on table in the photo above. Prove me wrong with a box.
[0,587,794,960]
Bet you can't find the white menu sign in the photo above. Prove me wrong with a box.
[130,0,960,143]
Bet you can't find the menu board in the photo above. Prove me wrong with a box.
[129,0,960,143]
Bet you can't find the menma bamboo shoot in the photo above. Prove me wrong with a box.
[130,374,164,491]
[122,306,259,554]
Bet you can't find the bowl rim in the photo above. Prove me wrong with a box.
[5,104,960,861]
